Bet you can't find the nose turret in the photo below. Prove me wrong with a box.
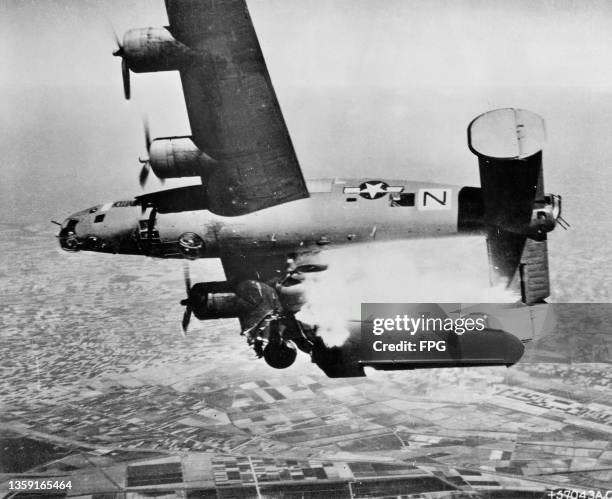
[58,218,81,251]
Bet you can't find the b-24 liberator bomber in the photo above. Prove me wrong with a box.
[58,0,565,377]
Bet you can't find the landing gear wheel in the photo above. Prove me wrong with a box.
[263,341,297,369]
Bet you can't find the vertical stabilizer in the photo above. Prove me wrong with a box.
[469,109,559,304]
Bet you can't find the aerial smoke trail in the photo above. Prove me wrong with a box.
[297,237,518,346]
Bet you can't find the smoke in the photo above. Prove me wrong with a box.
[297,236,518,347]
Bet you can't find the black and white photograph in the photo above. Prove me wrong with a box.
[1,0,611,497]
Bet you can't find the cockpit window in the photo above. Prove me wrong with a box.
[94,214,105,223]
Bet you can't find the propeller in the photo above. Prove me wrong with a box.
[111,30,131,100]
[180,262,193,335]
[138,118,152,188]
[121,59,131,100]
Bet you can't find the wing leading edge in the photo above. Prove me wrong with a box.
[165,0,308,216]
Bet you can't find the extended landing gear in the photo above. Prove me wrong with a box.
[261,318,299,369]
[248,315,306,370]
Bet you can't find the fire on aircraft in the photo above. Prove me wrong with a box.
[58,0,566,377]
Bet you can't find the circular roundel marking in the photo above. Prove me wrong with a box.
[359,181,389,199]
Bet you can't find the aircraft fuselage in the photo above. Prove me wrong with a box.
[59,178,483,259]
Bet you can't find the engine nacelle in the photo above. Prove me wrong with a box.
[149,137,216,179]
[188,282,249,320]
[121,27,196,73]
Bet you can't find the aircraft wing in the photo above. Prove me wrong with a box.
[165,0,309,216]
[220,251,289,284]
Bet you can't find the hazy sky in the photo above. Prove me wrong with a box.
[2,0,612,304]
[3,0,612,89]
[2,0,612,224]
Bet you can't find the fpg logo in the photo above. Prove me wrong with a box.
[420,340,446,352]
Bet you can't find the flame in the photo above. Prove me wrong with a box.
[297,237,518,347]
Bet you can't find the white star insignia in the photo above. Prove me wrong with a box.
[360,182,386,199]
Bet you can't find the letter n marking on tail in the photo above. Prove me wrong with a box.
[418,189,452,210]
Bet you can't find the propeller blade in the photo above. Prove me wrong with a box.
[111,39,123,57]
[181,305,192,334]
[143,116,151,151]
[137,117,153,188]
[106,18,123,55]
[139,163,150,188]
[180,262,193,334]
[183,262,192,294]
[121,58,130,100]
